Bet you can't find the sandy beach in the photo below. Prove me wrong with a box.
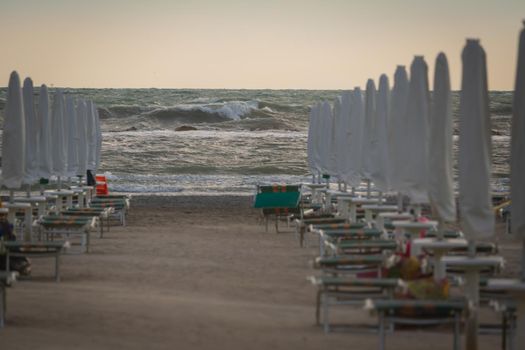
[1,195,518,349]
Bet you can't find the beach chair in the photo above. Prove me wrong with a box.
[253,184,301,232]
[294,216,348,247]
[324,239,398,257]
[0,271,17,328]
[309,276,402,332]
[38,215,94,253]
[365,298,466,350]
[2,241,68,282]
[61,207,114,238]
[90,197,129,226]
[316,228,384,256]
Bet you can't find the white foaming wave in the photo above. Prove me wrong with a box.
[204,100,259,120]
[104,129,306,139]
[150,100,259,121]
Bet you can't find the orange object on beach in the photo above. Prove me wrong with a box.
[96,175,109,195]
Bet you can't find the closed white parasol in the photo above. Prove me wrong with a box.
[2,71,26,192]
[369,74,390,192]
[429,53,456,225]
[37,85,53,180]
[65,96,79,177]
[22,77,39,186]
[398,56,430,206]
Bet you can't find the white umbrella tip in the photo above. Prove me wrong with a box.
[9,70,20,80]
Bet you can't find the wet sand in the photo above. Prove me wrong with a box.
[1,195,516,349]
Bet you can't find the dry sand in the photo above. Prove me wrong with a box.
[1,195,519,349]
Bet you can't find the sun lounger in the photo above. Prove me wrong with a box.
[365,298,466,350]
[314,254,386,276]
[253,184,301,232]
[90,197,128,226]
[309,276,402,332]
[294,216,348,247]
[324,239,398,256]
[0,271,17,328]
[61,207,114,238]
[310,222,367,231]
[317,228,384,255]
[3,241,68,282]
[39,216,94,253]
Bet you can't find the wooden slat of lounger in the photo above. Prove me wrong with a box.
[310,276,402,288]
[311,222,366,230]
[365,298,466,314]
[320,229,383,241]
[315,254,385,268]
[40,216,92,226]
[335,240,397,251]
[3,241,68,253]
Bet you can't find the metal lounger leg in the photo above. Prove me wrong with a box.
[323,292,330,333]
[315,290,322,326]
[379,312,386,350]
[5,252,10,279]
[454,312,461,350]
[55,250,61,282]
[0,285,5,328]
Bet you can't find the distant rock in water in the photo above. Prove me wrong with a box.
[124,126,138,131]
[175,125,198,131]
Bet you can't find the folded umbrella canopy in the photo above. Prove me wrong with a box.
[459,40,494,241]
[37,85,53,179]
[513,22,525,271]
[429,53,456,225]
[94,105,102,172]
[361,79,376,181]
[398,56,430,205]
[22,77,39,187]
[335,91,352,185]
[65,96,79,177]
[319,100,335,177]
[331,96,342,180]
[458,37,495,350]
[369,74,390,192]
[51,90,67,178]
[76,100,88,177]
[307,103,319,176]
[2,71,26,191]
[345,88,364,188]
[86,101,97,172]
[388,66,410,193]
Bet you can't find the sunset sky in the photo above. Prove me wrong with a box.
[1,0,524,89]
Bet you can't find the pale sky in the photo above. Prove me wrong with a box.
[1,0,524,89]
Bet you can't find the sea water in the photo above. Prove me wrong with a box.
[0,89,512,195]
